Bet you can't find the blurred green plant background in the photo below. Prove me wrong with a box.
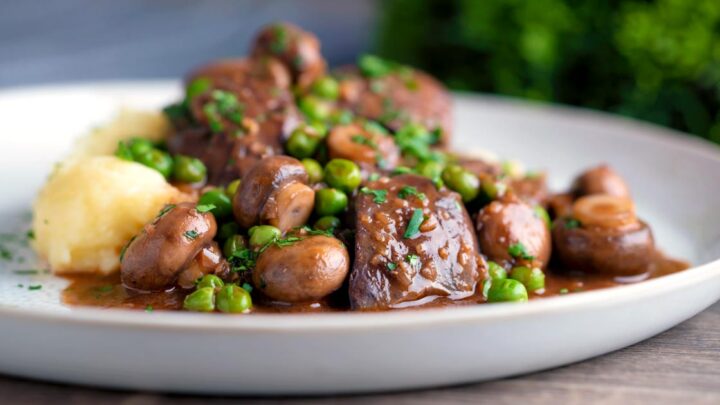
[377,0,720,143]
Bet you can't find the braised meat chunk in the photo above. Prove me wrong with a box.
[350,175,483,310]
[334,60,452,146]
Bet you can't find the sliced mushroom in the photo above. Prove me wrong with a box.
[326,124,400,169]
[253,235,350,302]
[251,22,326,89]
[572,164,630,199]
[120,203,218,291]
[552,195,654,276]
[233,156,313,231]
[476,198,551,268]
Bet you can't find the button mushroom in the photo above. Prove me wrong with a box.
[326,124,400,170]
[253,235,350,302]
[476,198,551,269]
[251,22,326,90]
[552,194,655,276]
[233,156,315,232]
[120,203,222,291]
[572,164,631,199]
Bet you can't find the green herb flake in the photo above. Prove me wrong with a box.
[17,284,23,288]
[508,242,535,260]
[145,305,154,313]
[157,204,176,218]
[196,204,216,213]
[351,134,378,149]
[184,230,200,240]
[565,218,581,229]
[119,235,137,263]
[403,208,425,239]
[95,285,114,294]
[386,262,397,271]
[360,187,388,204]
[398,185,426,201]
[369,173,381,181]
[28,285,42,291]
[242,283,254,293]
[230,248,256,273]
[270,24,289,54]
[559,288,569,295]
[12,269,39,275]
[26,230,35,240]
[406,254,420,268]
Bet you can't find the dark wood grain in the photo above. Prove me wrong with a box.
[1,301,717,404]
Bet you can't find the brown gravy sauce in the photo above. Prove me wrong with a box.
[62,253,688,313]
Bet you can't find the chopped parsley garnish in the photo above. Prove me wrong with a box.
[203,90,245,134]
[508,242,535,260]
[157,204,176,218]
[95,285,114,294]
[28,285,42,291]
[406,254,420,268]
[351,135,378,149]
[196,204,216,213]
[360,187,387,203]
[559,288,569,295]
[119,235,137,263]
[145,305,154,313]
[565,218,581,229]
[184,230,199,240]
[12,269,39,275]
[398,186,426,201]
[273,236,303,248]
[386,262,397,271]
[295,226,333,238]
[242,283,254,293]
[369,173,381,181]
[270,24,289,54]
[26,230,35,240]
[230,248,256,273]
[403,208,425,239]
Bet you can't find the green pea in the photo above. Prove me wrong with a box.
[136,149,174,179]
[533,206,552,229]
[127,138,155,157]
[487,279,528,303]
[302,158,324,183]
[487,261,507,280]
[298,95,332,122]
[223,235,246,258]
[324,159,362,193]
[312,76,340,100]
[115,141,134,161]
[196,274,224,289]
[441,165,480,202]
[225,179,241,198]
[186,77,212,100]
[198,189,233,219]
[315,188,348,216]
[330,109,354,125]
[314,216,341,231]
[249,225,281,248]
[358,54,393,78]
[216,284,253,313]
[509,266,546,292]
[416,160,445,183]
[218,222,240,241]
[482,180,507,200]
[183,287,216,312]
[173,155,207,183]
[286,127,321,159]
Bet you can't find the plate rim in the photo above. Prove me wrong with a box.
[1,80,719,332]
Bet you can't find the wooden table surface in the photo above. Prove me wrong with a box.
[1,1,718,403]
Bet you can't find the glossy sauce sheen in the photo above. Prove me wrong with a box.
[62,253,688,313]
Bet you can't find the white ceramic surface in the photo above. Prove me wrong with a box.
[0,82,719,395]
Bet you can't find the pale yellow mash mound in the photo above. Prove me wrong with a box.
[32,156,185,275]
[71,108,171,158]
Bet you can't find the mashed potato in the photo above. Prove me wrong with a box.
[32,156,186,274]
[71,108,171,158]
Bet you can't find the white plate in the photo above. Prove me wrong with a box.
[0,81,719,395]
